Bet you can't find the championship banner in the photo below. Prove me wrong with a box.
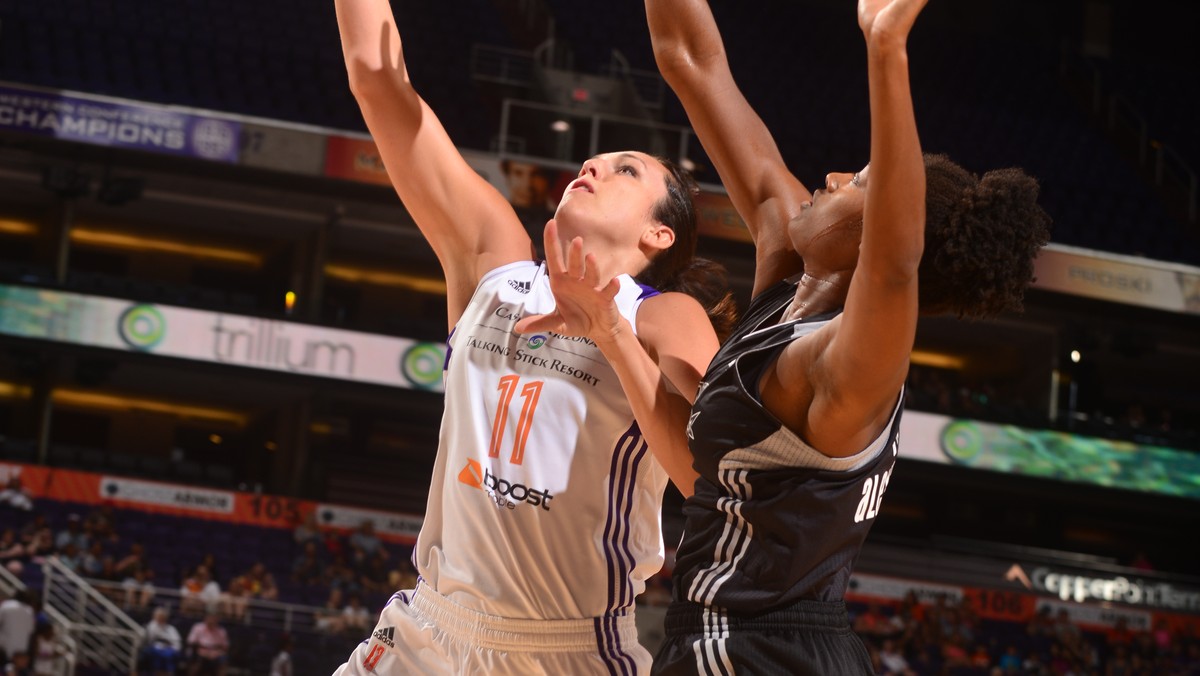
[0,461,421,544]
[1033,243,1200,314]
[0,83,240,163]
[899,410,1200,500]
[0,284,447,392]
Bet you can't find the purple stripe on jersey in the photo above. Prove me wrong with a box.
[594,617,634,676]
[615,439,648,610]
[602,422,643,611]
[444,329,455,369]
[596,421,646,675]
[636,283,661,300]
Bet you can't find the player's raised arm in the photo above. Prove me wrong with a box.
[335,0,531,328]
[646,0,811,295]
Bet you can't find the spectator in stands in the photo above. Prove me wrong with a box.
[144,607,183,676]
[1152,617,1174,653]
[1047,642,1073,674]
[242,562,278,603]
[1053,608,1081,642]
[995,645,1022,674]
[854,601,893,638]
[79,541,109,579]
[290,541,324,587]
[387,558,417,596]
[292,512,321,548]
[1106,643,1133,675]
[320,529,345,563]
[219,575,250,623]
[878,638,916,676]
[222,562,278,622]
[969,642,991,670]
[942,602,978,645]
[1027,605,1056,650]
[29,622,66,676]
[268,635,292,676]
[185,613,228,676]
[314,588,345,635]
[114,542,148,580]
[55,544,82,574]
[52,514,87,553]
[324,555,360,600]
[0,591,36,665]
[16,516,47,547]
[2,651,31,676]
[356,548,392,597]
[346,521,381,563]
[122,566,156,611]
[342,594,371,634]
[14,529,51,571]
[0,478,33,513]
[194,554,221,586]
[179,565,221,616]
[83,504,117,539]
[0,531,23,574]
[941,634,973,671]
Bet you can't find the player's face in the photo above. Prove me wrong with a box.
[554,151,672,253]
[790,165,869,271]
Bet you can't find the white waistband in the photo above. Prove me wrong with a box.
[404,581,640,653]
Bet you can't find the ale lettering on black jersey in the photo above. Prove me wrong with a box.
[854,468,891,523]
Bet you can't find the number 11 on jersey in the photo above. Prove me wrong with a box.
[488,375,544,465]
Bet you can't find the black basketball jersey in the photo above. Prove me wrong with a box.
[673,280,902,613]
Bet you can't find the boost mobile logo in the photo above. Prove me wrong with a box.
[458,459,554,510]
[118,304,166,351]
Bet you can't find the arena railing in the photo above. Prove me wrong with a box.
[1,563,77,676]
[41,557,138,674]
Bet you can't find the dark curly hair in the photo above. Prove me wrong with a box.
[917,154,1052,319]
[636,157,738,341]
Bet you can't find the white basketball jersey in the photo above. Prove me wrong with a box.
[416,260,669,620]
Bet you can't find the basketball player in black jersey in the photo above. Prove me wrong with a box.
[519,0,1051,673]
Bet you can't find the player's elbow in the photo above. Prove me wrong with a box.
[653,41,726,84]
[345,61,399,99]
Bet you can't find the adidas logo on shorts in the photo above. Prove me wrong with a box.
[372,626,396,648]
[508,279,531,294]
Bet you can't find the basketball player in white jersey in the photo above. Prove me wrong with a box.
[332,1,736,674]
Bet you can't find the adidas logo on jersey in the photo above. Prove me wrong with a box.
[372,626,396,648]
[508,279,531,294]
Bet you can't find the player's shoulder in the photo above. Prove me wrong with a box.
[636,291,713,347]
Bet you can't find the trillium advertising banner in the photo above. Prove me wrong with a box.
[0,284,446,392]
